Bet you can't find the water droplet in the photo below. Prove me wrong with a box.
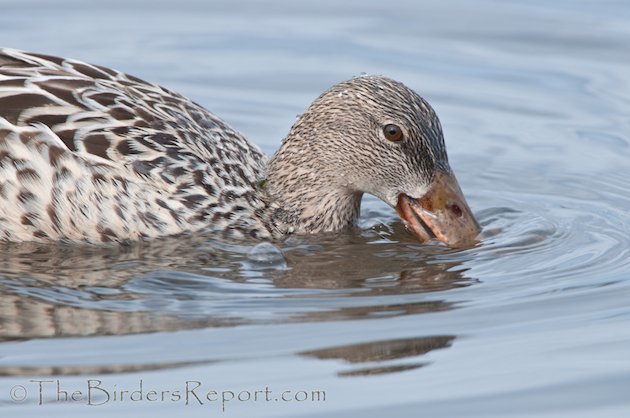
[247,242,287,269]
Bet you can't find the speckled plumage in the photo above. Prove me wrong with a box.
[0,48,472,245]
[264,75,449,235]
[0,49,270,243]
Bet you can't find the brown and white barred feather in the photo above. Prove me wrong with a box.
[0,49,270,243]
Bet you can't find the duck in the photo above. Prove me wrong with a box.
[0,48,480,246]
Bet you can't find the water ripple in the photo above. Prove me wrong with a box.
[461,169,630,289]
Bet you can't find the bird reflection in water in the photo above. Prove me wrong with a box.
[0,226,475,376]
[301,336,455,377]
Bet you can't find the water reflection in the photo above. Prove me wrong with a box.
[301,335,455,377]
[1,0,630,415]
[0,360,213,378]
[0,227,473,343]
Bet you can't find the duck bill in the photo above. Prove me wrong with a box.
[395,171,480,247]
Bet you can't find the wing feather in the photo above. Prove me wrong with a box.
[0,48,269,242]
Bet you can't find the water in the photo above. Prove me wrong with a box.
[1,0,630,417]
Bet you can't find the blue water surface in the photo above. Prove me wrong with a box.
[0,1,629,417]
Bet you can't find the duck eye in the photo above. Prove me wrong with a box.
[383,123,403,142]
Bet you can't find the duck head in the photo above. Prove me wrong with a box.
[265,76,480,247]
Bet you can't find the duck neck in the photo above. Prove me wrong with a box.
[262,151,363,236]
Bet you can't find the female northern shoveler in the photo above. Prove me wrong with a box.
[0,49,479,245]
